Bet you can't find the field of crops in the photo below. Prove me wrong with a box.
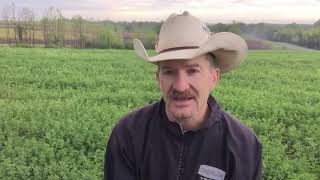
[0,47,319,179]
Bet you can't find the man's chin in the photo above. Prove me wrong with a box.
[170,110,193,120]
[165,100,197,120]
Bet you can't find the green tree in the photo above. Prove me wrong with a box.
[97,26,123,48]
[314,19,320,27]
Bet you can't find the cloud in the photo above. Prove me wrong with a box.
[0,0,318,23]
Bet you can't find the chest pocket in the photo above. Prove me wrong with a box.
[198,165,225,180]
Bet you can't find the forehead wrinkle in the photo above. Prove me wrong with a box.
[159,62,201,69]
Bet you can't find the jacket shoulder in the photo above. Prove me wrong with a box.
[220,111,262,179]
[221,111,261,148]
[114,101,160,135]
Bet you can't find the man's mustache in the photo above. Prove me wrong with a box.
[169,89,196,99]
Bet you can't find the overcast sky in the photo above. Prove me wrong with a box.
[1,0,320,24]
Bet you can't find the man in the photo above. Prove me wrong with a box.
[105,11,262,180]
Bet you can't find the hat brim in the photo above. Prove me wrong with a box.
[133,32,248,73]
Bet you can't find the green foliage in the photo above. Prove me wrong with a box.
[270,24,320,49]
[2,16,320,50]
[0,48,319,179]
[209,22,320,50]
[97,26,124,49]
[133,31,157,49]
[314,19,320,27]
[214,50,320,179]
[208,22,243,35]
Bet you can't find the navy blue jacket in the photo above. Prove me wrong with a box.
[105,96,262,180]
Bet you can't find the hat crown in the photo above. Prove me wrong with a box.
[156,11,211,53]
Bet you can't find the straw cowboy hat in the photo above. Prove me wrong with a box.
[133,11,248,73]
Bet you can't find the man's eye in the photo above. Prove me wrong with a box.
[187,69,199,74]
[163,70,174,75]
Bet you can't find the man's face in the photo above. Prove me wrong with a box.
[156,54,220,125]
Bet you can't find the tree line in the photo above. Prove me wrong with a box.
[1,2,320,50]
[209,22,320,49]
[0,2,158,49]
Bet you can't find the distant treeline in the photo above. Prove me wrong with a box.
[0,4,159,49]
[209,21,320,49]
[1,2,320,49]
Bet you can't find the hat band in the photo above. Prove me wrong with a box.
[159,46,199,54]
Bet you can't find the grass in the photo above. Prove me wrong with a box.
[0,47,319,179]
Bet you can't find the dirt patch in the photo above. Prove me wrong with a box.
[246,39,272,50]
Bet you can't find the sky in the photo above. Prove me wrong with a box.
[1,0,320,24]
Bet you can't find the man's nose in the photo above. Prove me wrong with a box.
[172,72,190,92]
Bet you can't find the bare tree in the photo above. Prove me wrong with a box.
[16,9,24,44]
[41,14,49,47]
[32,11,35,47]
[41,7,64,47]
[5,1,17,46]
[18,8,35,47]
[1,4,10,46]
[56,8,64,47]
[29,9,35,47]
[72,15,84,48]
[43,7,55,47]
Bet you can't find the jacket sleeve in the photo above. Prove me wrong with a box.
[224,113,263,180]
[253,143,262,180]
[104,124,136,180]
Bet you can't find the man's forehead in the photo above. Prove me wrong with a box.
[158,56,208,68]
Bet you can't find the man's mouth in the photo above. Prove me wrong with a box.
[169,89,197,105]
[172,96,195,106]
[173,96,194,101]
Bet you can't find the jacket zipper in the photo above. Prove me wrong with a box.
[176,124,186,180]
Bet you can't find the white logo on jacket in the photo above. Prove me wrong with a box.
[198,165,226,180]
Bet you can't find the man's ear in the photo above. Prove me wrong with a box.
[211,68,220,90]
[156,71,160,82]
[156,63,162,81]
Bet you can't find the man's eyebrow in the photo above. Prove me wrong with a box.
[159,65,173,70]
[185,63,200,68]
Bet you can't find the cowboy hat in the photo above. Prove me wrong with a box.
[133,11,248,73]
